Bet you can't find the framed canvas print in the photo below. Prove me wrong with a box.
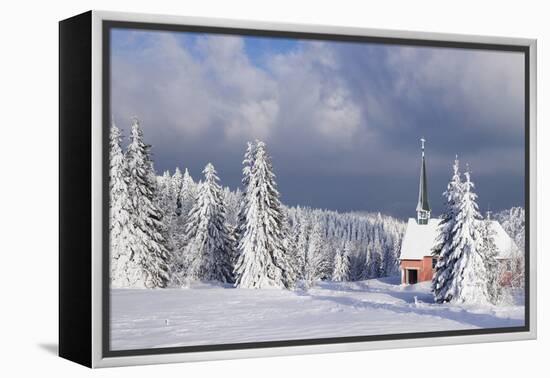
[59,10,537,368]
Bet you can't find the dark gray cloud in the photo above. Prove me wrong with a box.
[111,30,525,218]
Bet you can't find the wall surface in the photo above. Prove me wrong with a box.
[401,257,434,283]
[0,0,547,377]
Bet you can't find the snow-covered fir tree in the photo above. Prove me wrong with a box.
[170,167,184,216]
[332,243,350,282]
[381,238,400,277]
[480,216,500,303]
[109,124,136,287]
[234,141,296,289]
[288,209,307,280]
[304,221,331,284]
[285,206,309,279]
[223,186,240,227]
[125,119,171,288]
[281,209,300,279]
[221,187,241,265]
[179,168,197,219]
[235,141,257,247]
[172,168,198,253]
[365,229,384,278]
[155,171,176,228]
[432,156,463,302]
[434,167,489,304]
[348,241,366,281]
[183,163,235,283]
[294,211,310,280]
[154,168,196,285]
[156,170,172,205]
[366,248,382,279]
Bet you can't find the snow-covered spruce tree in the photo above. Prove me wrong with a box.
[289,211,307,280]
[284,206,309,280]
[155,171,177,232]
[222,186,241,266]
[367,229,384,278]
[235,141,258,247]
[179,168,197,220]
[304,221,331,285]
[154,168,191,285]
[432,156,463,302]
[172,168,198,258]
[125,119,171,288]
[295,211,310,280]
[234,141,296,289]
[381,238,400,277]
[171,167,184,216]
[332,243,350,282]
[165,168,186,275]
[184,163,234,283]
[223,186,240,227]
[222,141,256,279]
[480,217,501,303]
[435,167,489,304]
[156,170,171,202]
[282,209,301,279]
[345,241,364,281]
[366,248,383,279]
[109,124,137,287]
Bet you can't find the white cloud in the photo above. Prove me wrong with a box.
[112,32,279,143]
[386,46,524,135]
[112,34,366,156]
[267,42,363,145]
[227,99,279,141]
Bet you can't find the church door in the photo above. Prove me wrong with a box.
[408,269,418,285]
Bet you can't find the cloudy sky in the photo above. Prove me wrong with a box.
[110,28,525,219]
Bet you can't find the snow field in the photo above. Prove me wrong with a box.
[111,277,524,350]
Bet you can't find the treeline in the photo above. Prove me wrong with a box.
[285,208,405,284]
[109,119,405,289]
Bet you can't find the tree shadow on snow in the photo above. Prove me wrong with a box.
[305,293,522,329]
[314,281,371,293]
[381,287,435,304]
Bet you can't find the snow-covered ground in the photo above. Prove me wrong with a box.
[110,276,525,350]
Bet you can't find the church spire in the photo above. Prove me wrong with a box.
[416,138,430,224]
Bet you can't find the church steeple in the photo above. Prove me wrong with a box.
[416,138,430,224]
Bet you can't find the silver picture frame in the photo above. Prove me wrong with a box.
[59,9,537,368]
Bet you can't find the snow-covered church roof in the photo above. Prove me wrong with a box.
[399,218,518,260]
[490,220,519,259]
[400,218,439,260]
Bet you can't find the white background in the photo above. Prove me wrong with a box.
[0,0,546,376]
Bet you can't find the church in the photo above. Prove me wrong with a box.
[399,139,518,285]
